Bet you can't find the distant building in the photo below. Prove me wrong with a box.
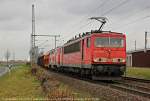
[126,48,150,67]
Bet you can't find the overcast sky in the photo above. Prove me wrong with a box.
[0,0,150,60]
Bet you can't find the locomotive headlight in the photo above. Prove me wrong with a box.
[121,59,126,62]
[113,58,126,62]
[93,58,107,62]
[93,58,99,62]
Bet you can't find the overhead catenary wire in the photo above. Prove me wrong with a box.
[109,5,150,30]
[69,0,130,34]
[69,0,110,30]
[63,0,150,51]
[64,0,109,38]
[62,0,134,44]
[101,0,130,16]
[113,15,150,30]
[65,0,111,37]
[36,40,48,47]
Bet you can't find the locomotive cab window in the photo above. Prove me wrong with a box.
[95,37,109,47]
[95,37,124,47]
[86,37,90,48]
[110,38,124,47]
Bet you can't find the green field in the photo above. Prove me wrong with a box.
[0,64,45,100]
[0,64,3,67]
[126,67,150,80]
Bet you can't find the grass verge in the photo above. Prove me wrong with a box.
[126,67,150,80]
[0,64,45,100]
[35,66,96,101]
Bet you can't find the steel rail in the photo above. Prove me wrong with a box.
[110,84,150,98]
[123,77,150,83]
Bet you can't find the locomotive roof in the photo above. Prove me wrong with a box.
[46,30,124,53]
[64,30,124,46]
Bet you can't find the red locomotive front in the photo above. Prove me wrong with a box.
[89,32,126,79]
[61,31,126,80]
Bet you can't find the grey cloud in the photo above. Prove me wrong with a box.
[0,0,150,60]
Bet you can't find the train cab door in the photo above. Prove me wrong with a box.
[60,47,63,66]
[81,38,91,66]
[81,39,84,62]
[84,37,91,65]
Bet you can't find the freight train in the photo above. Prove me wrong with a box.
[37,17,126,80]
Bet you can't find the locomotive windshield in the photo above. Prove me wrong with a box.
[95,37,124,47]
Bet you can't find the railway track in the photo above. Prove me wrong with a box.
[47,68,150,99]
[91,79,150,98]
[111,81,150,98]
[123,77,150,83]
[114,81,150,93]
[110,84,150,98]
[108,77,150,98]
[71,76,150,98]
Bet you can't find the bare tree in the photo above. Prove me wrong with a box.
[5,49,11,66]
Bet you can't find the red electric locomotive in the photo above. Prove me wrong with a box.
[60,31,126,80]
[38,17,126,80]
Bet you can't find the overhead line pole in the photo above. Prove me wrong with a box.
[13,51,15,66]
[32,4,35,47]
[30,4,36,67]
[145,31,147,53]
[30,4,60,66]
[54,36,57,50]
[135,40,136,51]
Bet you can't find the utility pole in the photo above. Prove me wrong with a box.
[134,40,136,51]
[32,4,35,47]
[5,49,10,66]
[54,36,57,49]
[13,52,15,66]
[145,31,147,53]
[30,4,60,66]
[54,35,60,49]
[30,4,36,66]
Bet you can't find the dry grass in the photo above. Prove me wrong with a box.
[34,67,96,101]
